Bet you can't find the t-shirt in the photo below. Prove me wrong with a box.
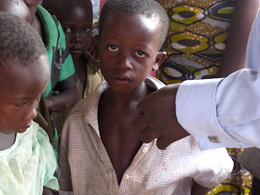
[0,121,59,195]
[36,5,77,97]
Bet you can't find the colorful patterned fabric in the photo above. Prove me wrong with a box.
[157,0,237,84]
[155,1,254,194]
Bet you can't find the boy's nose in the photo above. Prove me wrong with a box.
[116,55,132,70]
[23,104,38,121]
[72,32,82,43]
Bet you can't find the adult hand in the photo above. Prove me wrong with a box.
[132,84,190,150]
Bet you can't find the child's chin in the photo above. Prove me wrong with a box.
[17,128,28,133]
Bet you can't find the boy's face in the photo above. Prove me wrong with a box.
[99,13,164,93]
[59,5,93,60]
[0,55,50,135]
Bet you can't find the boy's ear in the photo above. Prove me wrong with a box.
[152,51,167,71]
[91,35,99,60]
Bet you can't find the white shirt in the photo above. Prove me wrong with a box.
[59,77,233,195]
[176,9,260,150]
[0,121,59,195]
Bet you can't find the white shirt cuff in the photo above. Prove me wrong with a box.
[176,79,238,150]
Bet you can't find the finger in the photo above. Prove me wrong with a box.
[139,127,159,143]
[156,136,174,150]
[132,115,148,132]
[136,97,148,115]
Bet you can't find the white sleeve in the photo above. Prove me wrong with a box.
[176,9,260,150]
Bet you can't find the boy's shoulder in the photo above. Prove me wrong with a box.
[145,75,165,90]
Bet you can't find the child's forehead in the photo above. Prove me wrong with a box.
[46,0,93,13]
[103,12,160,33]
[47,0,93,21]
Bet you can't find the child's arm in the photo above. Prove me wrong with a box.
[191,182,208,195]
[43,187,56,195]
[215,0,259,77]
[46,85,79,112]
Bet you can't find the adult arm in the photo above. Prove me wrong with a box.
[133,8,260,150]
[215,0,259,77]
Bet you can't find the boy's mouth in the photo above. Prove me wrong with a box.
[17,123,31,133]
[114,75,131,84]
[70,48,82,55]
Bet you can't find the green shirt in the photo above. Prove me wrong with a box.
[37,6,77,97]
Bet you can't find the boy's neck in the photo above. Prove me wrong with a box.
[74,56,87,87]
[0,132,16,151]
[103,81,152,106]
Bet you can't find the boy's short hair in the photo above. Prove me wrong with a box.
[0,12,46,67]
[0,12,46,84]
[99,0,169,50]
[42,0,93,20]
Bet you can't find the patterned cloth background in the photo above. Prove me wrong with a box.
[155,0,253,194]
[157,0,237,84]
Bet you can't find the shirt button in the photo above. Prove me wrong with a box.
[123,174,129,180]
[143,147,148,153]
[208,136,221,143]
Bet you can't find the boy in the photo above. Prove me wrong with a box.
[13,0,80,157]
[0,12,58,195]
[42,0,104,132]
[58,0,233,194]
[21,0,79,113]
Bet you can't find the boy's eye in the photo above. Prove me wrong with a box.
[63,28,72,34]
[14,101,27,107]
[135,51,146,58]
[83,27,90,33]
[107,45,118,52]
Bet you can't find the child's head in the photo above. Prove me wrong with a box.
[0,0,31,23]
[0,12,50,135]
[98,0,168,93]
[99,0,169,50]
[42,0,93,60]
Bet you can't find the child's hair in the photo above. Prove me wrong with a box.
[43,0,93,18]
[0,12,46,66]
[0,12,46,82]
[99,0,169,50]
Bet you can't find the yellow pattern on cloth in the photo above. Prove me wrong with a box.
[157,0,237,84]
[155,0,253,194]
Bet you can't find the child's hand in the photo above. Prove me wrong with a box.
[42,187,55,195]
[132,84,190,150]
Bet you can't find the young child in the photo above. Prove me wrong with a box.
[11,0,81,158]
[42,0,104,133]
[0,12,58,195]
[22,0,79,113]
[58,0,233,194]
